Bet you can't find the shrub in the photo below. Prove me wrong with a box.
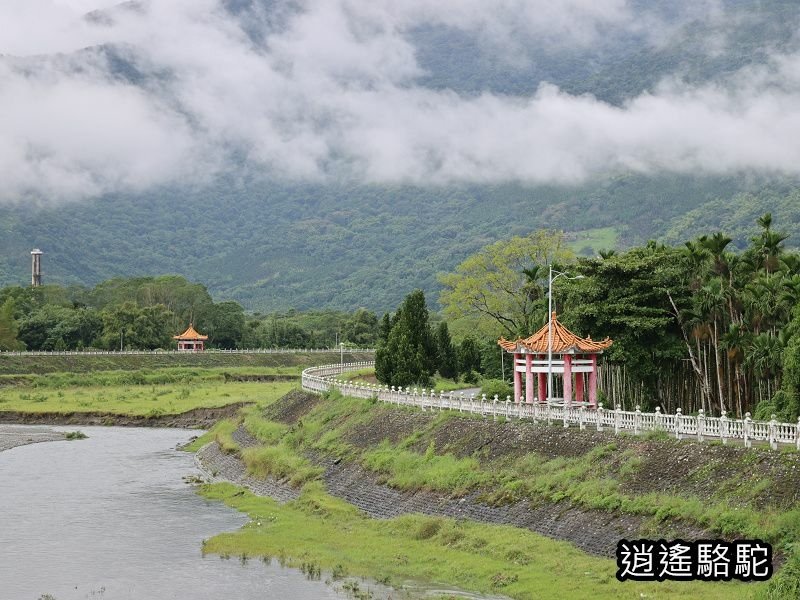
[480,379,513,402]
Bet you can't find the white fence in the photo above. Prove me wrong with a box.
[1,348,375,357]
[302,362,800,451]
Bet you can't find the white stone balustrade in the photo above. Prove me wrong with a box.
[302,362,800,451]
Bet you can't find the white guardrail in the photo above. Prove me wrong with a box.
[303,362,800,451]
[0,348,375,356]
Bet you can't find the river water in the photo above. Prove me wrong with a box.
[0,426,356,600]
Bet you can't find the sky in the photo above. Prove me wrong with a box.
[1,0,800,203]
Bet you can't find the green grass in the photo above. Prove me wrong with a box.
[224,392,800,565]
[0,365,300,389]
[0,351,370,375]
[0,374,295,416]
[241,445,323,486]
[199,481,760,600]
[568,226,620,255]
[362,441,489,495]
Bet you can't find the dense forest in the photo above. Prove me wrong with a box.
[0,276,380,351]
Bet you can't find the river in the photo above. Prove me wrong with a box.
[0,426,359,600]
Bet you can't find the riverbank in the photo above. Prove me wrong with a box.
[190,389,800,598]
[0,424,66,452]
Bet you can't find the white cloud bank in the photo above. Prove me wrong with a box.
[0,0,798,203]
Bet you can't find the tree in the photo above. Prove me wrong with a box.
[458,336,482,378]
[100,302,175,349]
[435,322,459,380]
[0,298,24,351]
[342,309,379,346]
[375,290,436,388]
[439,230,573,337]
[205,301,246,348]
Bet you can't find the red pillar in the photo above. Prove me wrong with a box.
[589,354,598,407]
[575,371,584,403]
[537,371,546,403]
[563,354,573,404]
[525,353,534,403]
[513,353,522,403]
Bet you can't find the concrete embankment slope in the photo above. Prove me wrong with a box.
[197,390,800,561]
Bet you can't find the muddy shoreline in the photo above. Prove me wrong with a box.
[0,403,250,429]
[0,425,66,452]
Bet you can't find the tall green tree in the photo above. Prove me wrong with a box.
[435,322,459,380]
[458,336,482,378]
[0,298,24,351]
[375,290,436,388]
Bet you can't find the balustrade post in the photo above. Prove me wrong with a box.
[770,415,778,451]
[675,408,683,440]
[720,411,728,444]
[796,417,800,451]
[655,406,663,431]
[579,405,586,430]
[563,402,569,428]
[481,394,487,418]
[493,395,498,421]
[744,412,752,448]
[506,396,512,419]
[597,403,604,432]
[634,406,641,435]
[391,386,396,404]
[459,392,464,413]
[697,409,705,442]
[615,405,621,435]
[470,393,476,415]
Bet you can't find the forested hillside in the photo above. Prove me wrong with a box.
[4,175,794,312]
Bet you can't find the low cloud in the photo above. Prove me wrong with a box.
[1,0,798,203]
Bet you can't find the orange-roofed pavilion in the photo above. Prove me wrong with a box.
[174,324,208,352]
[498,313,612,406]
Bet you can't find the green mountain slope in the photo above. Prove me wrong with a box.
[0,175,775,312]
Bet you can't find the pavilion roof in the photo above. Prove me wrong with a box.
[174,324,208,341]
[498,313,612,354]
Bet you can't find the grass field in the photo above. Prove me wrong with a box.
[568,227,620,255]
[0,351,370,375]
[0,367,296,416]
[201,482,760,600]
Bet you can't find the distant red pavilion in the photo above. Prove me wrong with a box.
[498,313,612,406]
[174,324,208,352]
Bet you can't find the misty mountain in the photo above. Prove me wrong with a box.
[2,0,800,311]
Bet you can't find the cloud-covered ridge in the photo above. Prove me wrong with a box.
[1,0,799,203]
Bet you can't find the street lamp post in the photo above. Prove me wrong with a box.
[547,266,584,404]
[340,342,344,373]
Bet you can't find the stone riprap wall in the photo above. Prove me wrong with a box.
[303,362,800,451]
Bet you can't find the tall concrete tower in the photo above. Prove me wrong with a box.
[31,249,43,287]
